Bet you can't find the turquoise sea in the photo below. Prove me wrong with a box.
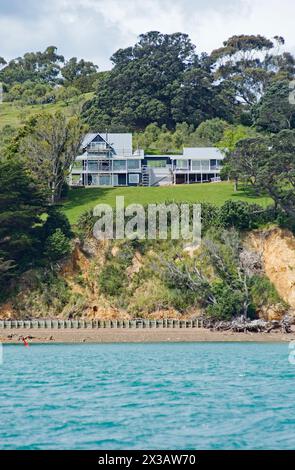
[0,343,295,450]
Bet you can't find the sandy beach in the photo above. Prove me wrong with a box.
[1,327,295,343]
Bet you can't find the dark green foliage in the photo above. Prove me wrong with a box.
[0,160,48,275]
[0,46,64,86]
[253,80,295,132]
[98,244,134,298]
[250,275,282,310]
[44,229,72,262]
[218,201,265,230]
[61,57,99,92]
[42,206,73,240]
[227,130,295,220]
[98,263,128,298]
[82,32,230,130]
[207,281,254,321]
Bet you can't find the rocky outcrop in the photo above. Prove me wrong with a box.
[246,227,295,310]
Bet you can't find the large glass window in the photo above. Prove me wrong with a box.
[88,142,106,151]
[113,160,127,171]
[210,159,222,170]
[99,175,112,186]
[129,174,140,184]
[191,160,201,171]
[98,161,111,171]
[127,159,141,170]
[176,159,189,169]
[88,161,98,172]
[200,160,210,171]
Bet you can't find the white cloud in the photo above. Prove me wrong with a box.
[0,0,294,68]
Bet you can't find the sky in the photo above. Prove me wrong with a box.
[0,0,295,70]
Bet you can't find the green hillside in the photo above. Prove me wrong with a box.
[0,92,94,130]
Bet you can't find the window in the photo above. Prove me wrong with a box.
[127,159,141,170]
[88,142,106,151]
[113,160,127,171]
[98,161,111,171]
[147,159,167,168]
[210,159,222,170]
[88,161,98,172]
[200,160,210,171]
[176,159,188,169]
[191,160,201,171]
[129,174,140,184]
[99,175,112,186]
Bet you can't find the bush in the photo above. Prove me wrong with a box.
[206,281,252,320]
[218,201,267,230]
[42,206,73,240]
[44,229,72,262]
[250,275,282,309]
[98,263,128,297]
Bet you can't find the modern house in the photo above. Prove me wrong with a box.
[69,132,224,187]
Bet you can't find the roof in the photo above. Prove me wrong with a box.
[183,147,224,159]
[81,132,133,156]
[99,133,132,154]
[81,133,99,148]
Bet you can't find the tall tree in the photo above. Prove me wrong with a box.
[228,131,295,217]
[19,112,85,203]
[82,31,222,130]
[0,46,64,86]
[253,80,295,132]
[211,35,295,107]
[61,57,99,92]
[0,160,48,282]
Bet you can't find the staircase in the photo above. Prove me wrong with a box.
[141,165,150,186]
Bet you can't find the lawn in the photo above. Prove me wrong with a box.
[63,182,272,224]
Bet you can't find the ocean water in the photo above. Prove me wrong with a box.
[0,342,295,450]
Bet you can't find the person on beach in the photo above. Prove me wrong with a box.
[22,336,29,347]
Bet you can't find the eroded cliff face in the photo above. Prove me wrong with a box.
[246,227,295,310]
[1,227,294,320]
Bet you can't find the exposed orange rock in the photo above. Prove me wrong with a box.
[247,227,295,310]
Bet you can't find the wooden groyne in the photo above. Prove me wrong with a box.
[0,319,204,329]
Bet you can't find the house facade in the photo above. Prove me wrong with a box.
[69,132,224,187]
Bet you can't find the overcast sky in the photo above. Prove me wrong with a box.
[0,0,295,69]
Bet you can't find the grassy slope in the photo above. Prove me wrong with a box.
[63,182,272,224]
[0,92,94,130]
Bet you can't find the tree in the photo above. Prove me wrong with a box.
[161,229,256,319]
[19,112,85,203]
[0,46,64,86]
[82,31,218,130]
[56,86,80,105]
[0,160,48,281]
[229,130,295,218]
[218,125,256,190]
[211,35,275,106]
[61,57,99,92]
[193,118,229,145]
[44,229,71,262]
[253,80,295,132]
[226,136,269,188]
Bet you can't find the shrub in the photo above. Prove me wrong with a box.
[218,201,266,230]
[250,275,282,309]
[44,229,72,262]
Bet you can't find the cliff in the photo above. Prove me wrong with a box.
[246,227,295,311]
